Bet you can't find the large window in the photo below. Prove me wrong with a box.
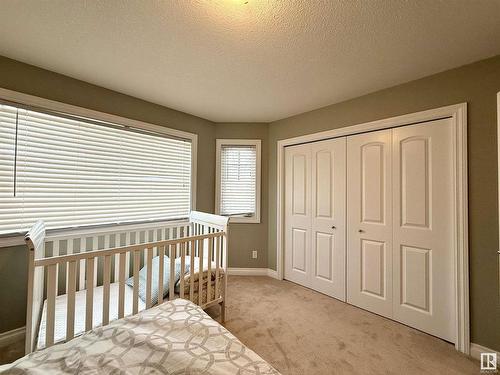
[0,99,194,236]
[215,139,261,223]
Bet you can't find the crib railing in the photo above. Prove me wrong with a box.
[44,219,191,294]
[25,211,229,354]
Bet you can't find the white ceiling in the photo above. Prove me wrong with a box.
[0,1,500,123]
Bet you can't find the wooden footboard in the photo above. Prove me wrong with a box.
[24,211,229,354]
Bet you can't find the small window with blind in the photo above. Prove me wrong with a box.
[215,139,261,223]
[0,99,195,236]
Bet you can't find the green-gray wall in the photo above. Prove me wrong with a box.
[215,123,269,268]
[1,53,499,352]
[0,55,216,333]
[267,55,500,351]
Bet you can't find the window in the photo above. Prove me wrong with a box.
[0,97,196,236]
[215,139,261,223]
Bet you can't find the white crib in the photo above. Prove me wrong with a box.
[24,211,229,354]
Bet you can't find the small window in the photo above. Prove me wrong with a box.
[216,139,261,223]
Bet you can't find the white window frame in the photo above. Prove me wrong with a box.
[215,139,261,224]
[0,87,198,246]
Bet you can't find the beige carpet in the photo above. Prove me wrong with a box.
[2,276,480,374]
[207,276,479,375]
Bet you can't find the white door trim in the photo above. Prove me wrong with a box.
[276,103,469,354]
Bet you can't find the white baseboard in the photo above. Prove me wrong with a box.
[228,268,280,279]
[470,343,500,360]
[0,326,25,348]
[266,268,279,279]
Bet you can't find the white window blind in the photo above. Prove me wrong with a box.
[0,102,192,235]
[219,145,257,217]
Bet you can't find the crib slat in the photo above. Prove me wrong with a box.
[118,252,126,318]
[125,232,131,278]
[46,264,57,347]
[207,237,212,303]
[114,234,121,282]
[153,230,158,257]
[215,235,220,298]
[133,250,140,315]
[102,255,111,326]
[53,240,60,295]
[92,237,98,287]
[79,238,86,290]
[104,235,110,286]
[145,247,153,309]
[190,240,195,302]
[65,238,74,293]
[158,246,165,304]
[140,231,147,267]
[180,242,185,299]
[198,240,204,306]
[66,260,76,340]
[85,257,94,331]
[169,244,175,301]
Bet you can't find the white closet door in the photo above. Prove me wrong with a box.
[347,129,393,318]
[310,139,346,300]
[392,119,455,342]
[284,144,312,287]
[285,139,346,300]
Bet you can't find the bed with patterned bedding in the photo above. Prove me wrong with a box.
[1,298,280,374]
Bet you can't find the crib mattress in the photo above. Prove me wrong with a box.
[3,299,280,374]
[37,282,145,350]
[37,275,224,350]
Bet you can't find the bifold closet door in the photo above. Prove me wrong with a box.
[392,120,454,342]
[284,143,311,288]
[284,138,346,300]
[347,129,393,318]
[346,121,455,342]
[310,139,346,300]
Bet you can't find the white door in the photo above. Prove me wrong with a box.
[285,138,346,300]
[310,139,346,300]
[285,143,311,288]
[392,119,455,341]
[347,129,393,318]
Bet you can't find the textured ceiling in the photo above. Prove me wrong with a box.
[0,1,500,122]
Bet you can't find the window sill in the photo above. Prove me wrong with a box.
[227,216,261,224]
[0,218,191,249]
[0,235,26,248]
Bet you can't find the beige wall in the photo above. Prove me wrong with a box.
[215,123,269,268]
[267,55,500,351]
[0,55,216,333]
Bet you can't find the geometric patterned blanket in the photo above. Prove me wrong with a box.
[0,299,280,374]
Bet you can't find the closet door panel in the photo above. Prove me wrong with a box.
[392,119,454,342]
[310,138,346,300]
[347,130,393,318]
[284,145,311,286]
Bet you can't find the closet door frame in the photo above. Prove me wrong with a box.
[276,103,469,354]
